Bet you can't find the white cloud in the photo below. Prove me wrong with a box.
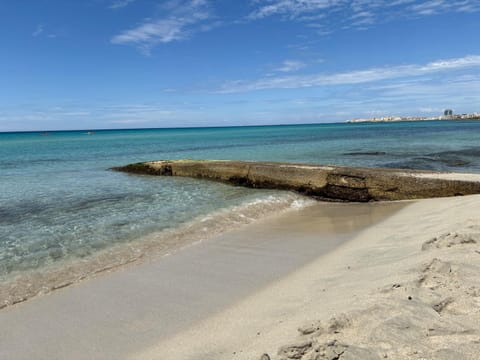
[112,19,186,44]
[219,55,480,93]
[0,102,205,131]
[274,60,306,72]
[31,24,63,39]
[410,0,480,15]
[247,0,480,31]
[367,74,480,99]
[247,0,340,20]
[111,0,213,53]
[109,0,136,9]
[110,1,480,53]
[32,24,44,37]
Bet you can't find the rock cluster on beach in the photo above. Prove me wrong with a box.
[257,225,480,360]
[114,160,480,202]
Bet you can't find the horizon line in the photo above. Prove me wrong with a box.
[1,118,473,134]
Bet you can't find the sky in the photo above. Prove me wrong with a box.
[1,0,479,131]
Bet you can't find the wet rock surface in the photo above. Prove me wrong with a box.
[113,160,480,202]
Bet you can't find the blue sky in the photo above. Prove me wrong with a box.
[1,0,479,131]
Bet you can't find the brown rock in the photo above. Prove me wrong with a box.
[113,160,480,202]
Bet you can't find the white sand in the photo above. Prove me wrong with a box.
[1,196,480,360]
[133,195,480,360]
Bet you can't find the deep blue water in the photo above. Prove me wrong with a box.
[1,120,480,285]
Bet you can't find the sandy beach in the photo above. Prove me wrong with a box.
[132,195,480,360]
[1,195,479,359]
[4,2,480,359]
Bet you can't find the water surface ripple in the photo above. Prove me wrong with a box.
[1,121,480,306]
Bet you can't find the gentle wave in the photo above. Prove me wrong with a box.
[0,192,315,309]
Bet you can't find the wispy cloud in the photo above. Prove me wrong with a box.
[111,0,213,54]
[109,0,136,10]
[366,74,480,100]
[247,0,342,20]
[247,0,480,31]
[220,55,480,93]
[274,59,306,72]
[0,103,203,131]
[31,24,63,39]
[32,24,44,37]
[410,0,480,15]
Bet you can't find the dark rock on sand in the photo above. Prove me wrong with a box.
[432,297,454,314]
[298,321,323,336]
[312,340,381,360]
[278,340,312,359]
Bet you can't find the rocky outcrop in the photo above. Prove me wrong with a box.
[113,160,480,202]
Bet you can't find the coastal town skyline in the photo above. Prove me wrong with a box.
[347,109,480,123]
[1,1,480,131]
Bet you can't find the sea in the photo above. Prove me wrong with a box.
[2,120,480,306]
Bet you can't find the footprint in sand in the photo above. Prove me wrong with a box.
[422,231,478,251]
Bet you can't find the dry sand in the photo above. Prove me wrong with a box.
[133,195,480,360]
[1,196,480,359]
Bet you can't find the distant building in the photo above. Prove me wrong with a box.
[346,110,479,123]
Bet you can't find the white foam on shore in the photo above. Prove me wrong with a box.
[0,192,315,309]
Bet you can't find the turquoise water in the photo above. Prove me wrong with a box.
[1,121,480,303]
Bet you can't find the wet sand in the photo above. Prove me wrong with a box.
[0,201,404,360]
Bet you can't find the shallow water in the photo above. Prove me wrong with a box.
[1,121,480,305]
[0,201,405,359]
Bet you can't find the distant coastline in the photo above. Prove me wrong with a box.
[347,111,480,123]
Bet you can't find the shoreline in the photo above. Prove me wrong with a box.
[0,200,405,359]
[0,191,311,310]
[1,195,479,359]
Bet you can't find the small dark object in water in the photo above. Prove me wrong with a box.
[444,159,470,167]
[343,151,387,156]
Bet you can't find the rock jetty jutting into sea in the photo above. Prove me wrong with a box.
[113,160,480,202]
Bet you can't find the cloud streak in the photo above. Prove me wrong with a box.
[410,0,480,15]
[219,55,480,93]
[111,0,213,53]
[32,24,44,37]
[109,0,136,9]
[247,0,342,20]
[274,59,306,72]
[247,0,480,31]
[111,1,480,53]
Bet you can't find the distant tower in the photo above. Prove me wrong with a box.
[444,109,453,116]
